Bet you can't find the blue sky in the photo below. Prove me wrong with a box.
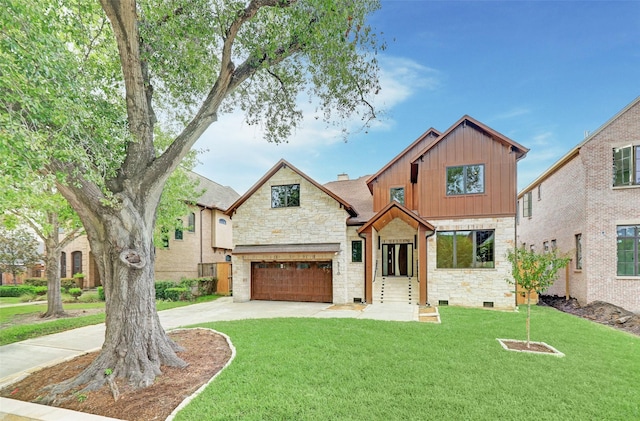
[194,0,640,195]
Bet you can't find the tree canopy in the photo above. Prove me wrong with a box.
[1,0,384,397]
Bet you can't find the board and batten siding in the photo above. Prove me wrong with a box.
[370,132,437,213]
[416,124,518,219]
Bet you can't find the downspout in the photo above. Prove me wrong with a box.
[199,207,204,265]
[359,231,369,303]
[425,228,436,306]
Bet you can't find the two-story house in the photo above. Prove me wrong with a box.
[517,97,639,313]
[60,172,239,285]
[226,115,528,309]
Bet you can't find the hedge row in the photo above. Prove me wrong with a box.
[0,285,68,297]
[24,278,78,291]
[97,278,217,302]
[1,277,217,301]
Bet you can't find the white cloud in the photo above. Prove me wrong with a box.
[192,55,439,194]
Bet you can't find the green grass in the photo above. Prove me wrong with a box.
[175,306,640,421]
[0,297,39,305]
[0,295,220,345]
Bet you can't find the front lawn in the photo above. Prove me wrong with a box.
[177,306,640,420]
[0,295,220,345]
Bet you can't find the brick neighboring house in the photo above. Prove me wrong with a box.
[59,172,239,286]
[226,115,528,309]
[517,97,640,313]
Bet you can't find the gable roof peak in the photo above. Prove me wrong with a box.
[224,158,357,217]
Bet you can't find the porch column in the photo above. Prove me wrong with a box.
[418,225,428,306]
[361,227,373,304]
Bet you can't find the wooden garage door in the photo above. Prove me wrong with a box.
[251,261,332,303]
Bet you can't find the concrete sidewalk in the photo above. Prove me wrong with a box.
[0,297,419,420]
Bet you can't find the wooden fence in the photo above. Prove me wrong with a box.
[198,262,232,295]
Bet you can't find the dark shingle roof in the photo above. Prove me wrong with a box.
[188,172,240,211]
[324,175,374,225]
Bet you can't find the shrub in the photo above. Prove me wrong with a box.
[97,286,105,301]
[24,278,48,287]
[155,281,178,300]
[0,285,37,297]
[164,287,191,301]
[61,278,76,292]
[68,288,83,300]
[34,286,48,296]
[77,291,100,303]
[19,293,38,302]
[179,277,218,296]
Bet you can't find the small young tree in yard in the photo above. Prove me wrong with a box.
[507,248,570,348]
[0,226,42,285]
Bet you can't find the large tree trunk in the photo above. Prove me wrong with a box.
[42,194,186,403]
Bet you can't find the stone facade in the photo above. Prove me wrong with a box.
[231,165,356,304]
[518,98,640,313]
[428,217,516,310]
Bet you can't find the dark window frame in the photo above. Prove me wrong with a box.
[616,225,639,276]
[446,164,485,196]
[389,187,405,205]
[575,234,582,270]
[175,219,184,240]
[436,229,495,269]
[271,184,300,208]
[188,212,196,232]
[613,145,640,187]
[352,240,363,263]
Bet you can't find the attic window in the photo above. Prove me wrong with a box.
[218,218,227,225]
[271,184,300,208]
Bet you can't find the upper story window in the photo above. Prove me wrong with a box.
[446,164,484,195]
[271,184,300,208]
[523,191,532,217]
[617,225,639,276]
[390,187,405,205]
[436,229,495,269]
[188,212,196,232]
[218,218,227,225]
[613,145,640,186]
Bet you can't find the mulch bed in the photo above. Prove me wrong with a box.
[0,329,232,421]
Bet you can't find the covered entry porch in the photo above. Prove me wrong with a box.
[357,202,435,305]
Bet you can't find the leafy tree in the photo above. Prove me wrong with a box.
[0,173,85,317]
[506,247,570,348]
[0,226,42,285]
[1,0,383,398]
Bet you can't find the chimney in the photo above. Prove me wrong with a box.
[337,173,349,181]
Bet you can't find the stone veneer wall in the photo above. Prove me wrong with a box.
[427,217,516,310]
[376,218,419,278]
[231,166,352,303]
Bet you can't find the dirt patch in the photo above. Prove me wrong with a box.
[0,329,232,420]
[539,296,640,336]
[498,339,564,356]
